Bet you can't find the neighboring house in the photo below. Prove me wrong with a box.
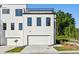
[0,4,56,46]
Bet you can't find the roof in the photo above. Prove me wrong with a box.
[27,8,54,11]
[23,8,55,14]
[23,13,55,14]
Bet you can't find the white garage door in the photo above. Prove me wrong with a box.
[7,38,16,45]
[7,38,22,46]
[28,36,50,45]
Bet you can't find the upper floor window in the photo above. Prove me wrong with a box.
[37,17,41,26]
[11,23,14,30]
[15,9,22,16]
[19,23,23,30]
[46,17,51,26]
[3,23,6,30]
[27,17,32,26]
[2,9,10,14]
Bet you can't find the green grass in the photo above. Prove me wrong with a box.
[54,47,79,51]
[6,46,26,53]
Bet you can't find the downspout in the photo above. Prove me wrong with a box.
[0,5,2,45]
[54,13,56,44]
[23,8,25,46]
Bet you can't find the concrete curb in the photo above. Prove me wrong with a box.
[58,51,79,54]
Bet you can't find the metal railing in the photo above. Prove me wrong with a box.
[23,8,54,13]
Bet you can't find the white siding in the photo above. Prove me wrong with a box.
[0,4,26,46]
[0,4,55,46]
[23,14,54,45]
[0,7,7,45]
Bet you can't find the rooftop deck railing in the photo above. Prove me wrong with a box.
[23,8,54,13]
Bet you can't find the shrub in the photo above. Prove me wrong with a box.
[56,38,69,44]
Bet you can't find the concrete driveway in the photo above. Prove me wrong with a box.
[21,45,58,54]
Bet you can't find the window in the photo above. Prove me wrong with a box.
[46,17,51,26]
[11,23,14,30]
[3,23,6,30]
[19,23,23,30]
[2,9,10,14]
[37,17,41,26]
[27,17,32,26]
[15,9,22,16]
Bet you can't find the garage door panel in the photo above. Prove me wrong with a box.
[7,39,16,45]
[29,36,50,45]
[7,38,22,46]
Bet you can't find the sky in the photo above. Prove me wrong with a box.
[27,4,79,28]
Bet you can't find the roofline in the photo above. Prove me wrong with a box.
[27,8,54,11]
[0,4,27,5]
[28,10,53,11]
[23,13,56,14]
[0,4,54,11]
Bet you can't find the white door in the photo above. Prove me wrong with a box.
[28,36,51,45]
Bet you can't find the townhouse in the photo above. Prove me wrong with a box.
[0,4,56,46]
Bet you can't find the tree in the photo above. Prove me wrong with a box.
[56,10,76,43]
